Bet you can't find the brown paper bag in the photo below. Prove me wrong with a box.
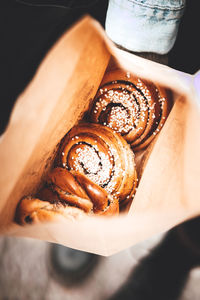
[0,16,200,256]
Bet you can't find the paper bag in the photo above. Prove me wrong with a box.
[0,16,200,256]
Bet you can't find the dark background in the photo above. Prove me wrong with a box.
[0,0,199,134]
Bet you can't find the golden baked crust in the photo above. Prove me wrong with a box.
[90,69,172,151]
[15,196,86,225]
[57,123,137,206]
[16,166,121,225]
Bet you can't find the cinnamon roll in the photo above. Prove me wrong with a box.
[16,167,119,225]
[15,196,86,225]
[57,123,137,207]
[45,167,119,215]
[90,70,172,151]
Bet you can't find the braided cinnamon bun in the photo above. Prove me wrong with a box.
[89,70,172,151]
[15,196,86,225]
[45,167,119,215]
[56,123,137,207]
[16,167,119,225]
